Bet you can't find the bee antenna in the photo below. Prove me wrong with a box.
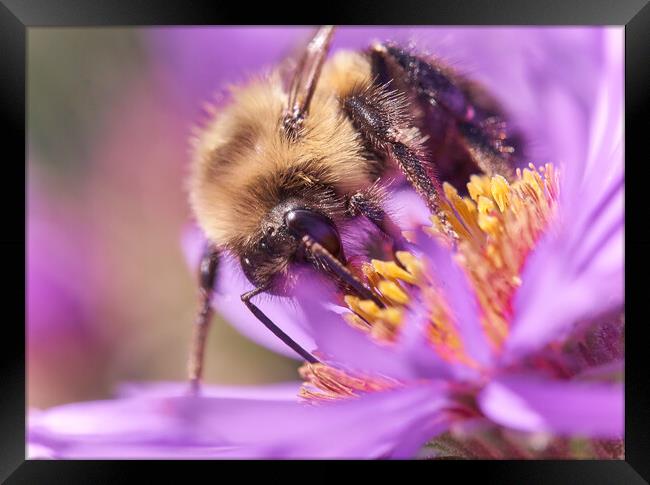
[241,285,319,364]
[284,26,335,138]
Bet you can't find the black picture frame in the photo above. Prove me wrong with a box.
[3,0,647,482]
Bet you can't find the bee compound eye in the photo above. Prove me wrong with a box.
[285,209,342,260]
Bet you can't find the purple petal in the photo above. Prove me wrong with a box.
[230,384,452,458]
[389,416,451,459]
[27,442,56,459]
[384,187,432,230]
[28,395,260,458]
[182,225,316,359]
[294,276,454,381]
[182,383,453,459]
[415,231,494,368]
[574,360,623,382]
[31,441,242,459]
[505,225,623,360]
[399,296,480,381]
[30,383,451,458]
[29,398,187,443]
[116,380,301,401]
[478,375,623,438]
[566,28,623,200]
[505,30,623,359]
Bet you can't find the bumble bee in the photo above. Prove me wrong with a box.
[186,27,520,389]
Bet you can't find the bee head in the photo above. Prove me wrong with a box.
[239,199,345,295]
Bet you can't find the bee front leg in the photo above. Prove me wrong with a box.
[343,86,457,240]
[346,188,409,253]
[188,243,220,394]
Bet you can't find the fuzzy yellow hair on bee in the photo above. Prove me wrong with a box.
[189,52,380,254]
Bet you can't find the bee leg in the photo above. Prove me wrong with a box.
[370,42,516,180]
[347,189,409,253]
[343,88,457,240]
[188,244,220,394]
[241,287,319,363]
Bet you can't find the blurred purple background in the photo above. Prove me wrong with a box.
[27,26,619,409]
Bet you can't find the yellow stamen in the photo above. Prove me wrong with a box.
[467,174,491,202]
[378,280,409,305]
[522,165,543,196]
[490,175,510,212]
[371,259,417,284]
[395,251,424,280]
[383,164,558,351]
[477,195,496,215]
[301,163,560,401]
[379,307,404,326]
[343,312,370,331]
[477,213,500,237]
[344,295,381,323]
[299,363,398,402]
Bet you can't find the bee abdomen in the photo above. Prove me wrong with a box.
[380,43,473,122]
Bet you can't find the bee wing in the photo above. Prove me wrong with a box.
[285,26,335,120]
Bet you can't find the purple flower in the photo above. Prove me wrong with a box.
[29,27,623,459]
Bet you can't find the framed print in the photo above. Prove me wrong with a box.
[2,0,647,482]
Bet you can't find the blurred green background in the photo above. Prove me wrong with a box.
[27,28,299,409]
